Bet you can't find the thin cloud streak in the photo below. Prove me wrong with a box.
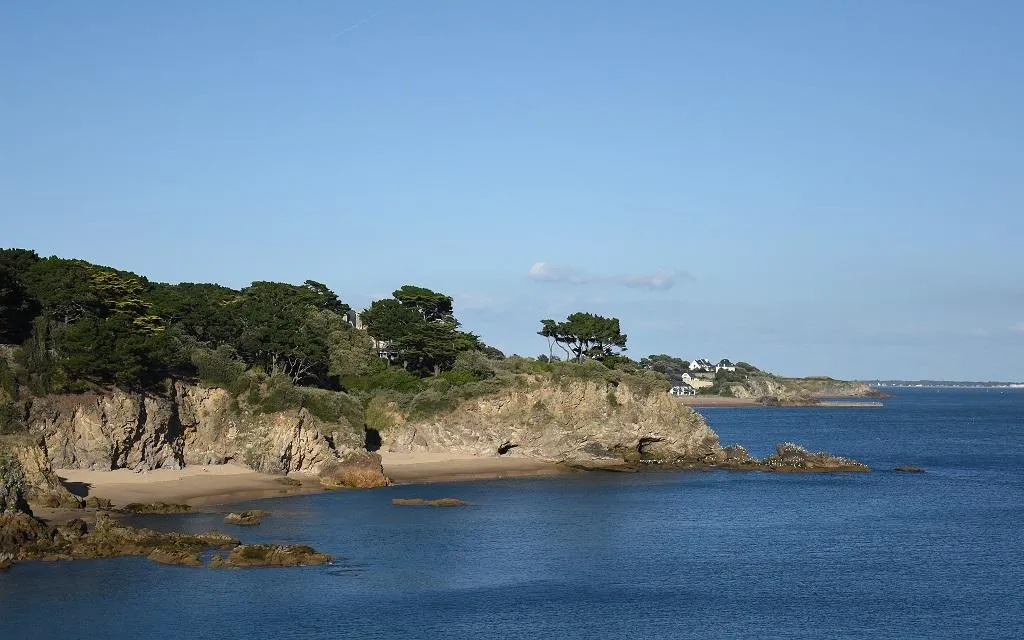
[527,262,691,292]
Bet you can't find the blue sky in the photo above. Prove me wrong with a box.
[2,1,1022,381]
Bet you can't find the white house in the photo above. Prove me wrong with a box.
[689,358,715,373]
[669,383,696,397]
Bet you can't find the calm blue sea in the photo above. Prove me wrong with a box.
[1,388,1022,639]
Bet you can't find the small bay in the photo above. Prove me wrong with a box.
[1,389,1021,639]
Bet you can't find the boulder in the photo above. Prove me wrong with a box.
[318,452,389,488]
[894,465,925,473]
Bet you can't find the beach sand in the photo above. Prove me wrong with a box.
[34,454,568,520]
[54,463,324,509]
[380,452,569,484]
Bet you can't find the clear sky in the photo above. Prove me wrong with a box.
[2,1,1022,381]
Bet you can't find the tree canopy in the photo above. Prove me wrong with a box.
[538,312,627,363]
[361,285,480,375]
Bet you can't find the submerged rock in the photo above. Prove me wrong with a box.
[391,498,468,507]
[209,544,332,568]
[894,465,925,473]
[224,510,269,526]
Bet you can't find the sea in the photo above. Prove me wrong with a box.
[1,388,1022,639]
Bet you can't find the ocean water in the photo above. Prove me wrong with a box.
[1,388,1022,639]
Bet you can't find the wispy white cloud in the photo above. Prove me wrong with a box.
[527,262,690,292]
[1010,322,1024,333]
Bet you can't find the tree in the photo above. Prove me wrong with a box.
[361,285,479,375]
[0,266,39,344]
[232,281,348,384]
[640,354,690,380]
[392,285,454,323]
[147,282,240,347]
[538,313,627,363]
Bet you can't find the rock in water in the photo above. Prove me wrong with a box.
[209,544,332,568]
[894,465,925,473]
[121,502,192,514]
[224,510,269,526]
[760,443,870,472]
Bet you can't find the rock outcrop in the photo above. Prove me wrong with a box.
[717,442,870,472]
[379,379,724,465]
[5,437,82,509]
[0,447,30,514]
[318,452,389,488]
[25,382,358,475]
[208,543,331,568]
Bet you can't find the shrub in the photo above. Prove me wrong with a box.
[299,387,363,426]
[191,345,246,388]
[0,402,26,435]
[342,366,422,393]
[408,389,451,418]
[450,350,496,380]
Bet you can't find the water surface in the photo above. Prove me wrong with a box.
[1,388,1021,639]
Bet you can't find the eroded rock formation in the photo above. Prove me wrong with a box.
[379,379,724,466]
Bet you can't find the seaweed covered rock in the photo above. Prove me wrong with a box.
[224,510,269,526]
[121,502,192,514]
[209,543,332,568]
[760,443,869,472]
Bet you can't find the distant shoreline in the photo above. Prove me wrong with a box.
[677,396,885,408]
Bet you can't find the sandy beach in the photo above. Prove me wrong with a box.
[53,463,324,509]
[34,454,568,518]
[380,452,568,484]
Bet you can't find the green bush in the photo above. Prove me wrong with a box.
[408,389,452,418]
[342,366,422,393]
[450,350,496,380]
[299,387,364,426]
[439,370,476,386]
[191,345,246,388]
[0,402,26,435]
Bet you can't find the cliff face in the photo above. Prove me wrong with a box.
[379,379,724,465]
[24,382,366,476]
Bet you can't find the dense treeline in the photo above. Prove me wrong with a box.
[0,249,512,429]
[0,248,691,435]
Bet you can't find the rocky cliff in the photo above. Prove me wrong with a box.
[378,378,724,465]
[25,382,366,475]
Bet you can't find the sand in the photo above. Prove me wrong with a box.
[380,452,568,484]
[42,454,567,517]
[54,463,323,508]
